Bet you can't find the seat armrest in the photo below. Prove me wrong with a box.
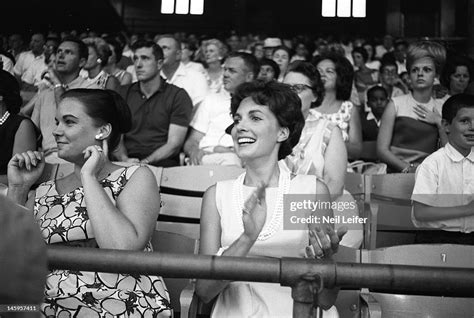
[360,290,381,318]
[180,279,197,318]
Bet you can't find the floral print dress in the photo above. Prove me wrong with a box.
[34,166,171,317]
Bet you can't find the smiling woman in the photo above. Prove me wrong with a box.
[7,89,171,317]
[196,80,346,317]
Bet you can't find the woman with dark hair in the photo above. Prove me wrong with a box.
[104,37,133,86]
[313,53,363,160]
[82,37,120,91]
[440,54,473,96]
[272,45,292,82]
[283,61,363,248]
[196,80,344,318]
[352,46,379,104]
[377,41,448,172]
[0,70,38,184]
[7,89,171,317]
[257,58,280,82]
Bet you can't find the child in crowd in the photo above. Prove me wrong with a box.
[412,93,474,244]
[362,86,389,141]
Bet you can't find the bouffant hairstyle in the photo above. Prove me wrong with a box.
[287,61,325,108]
[0,70,22,114]
[229,80,305,160]
[313,52,354,101]
[205,38,226,59]
[82,37,112,67]
[60,89,132,153]
[406,41,446,75]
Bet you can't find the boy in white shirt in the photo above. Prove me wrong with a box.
[411,93,474,244]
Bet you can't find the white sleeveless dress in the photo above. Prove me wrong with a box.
[211,164,339,318]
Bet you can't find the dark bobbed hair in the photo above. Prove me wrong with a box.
[227,52,260,80]
[104,36,124,64]
[287,61,325,108]
[61,36,89,61]
[0,70,22,114]
[440,54,473,88]
[230,80,305,160]
[442,93,474,124]
[406,41,446,76]
[131,40,164,61]
[60,89,132,153]
[352,46,368,63]
[259,58,280,80]
[313,53,354,101]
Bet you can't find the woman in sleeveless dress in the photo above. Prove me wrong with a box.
[283,61,363,248]
[196,81,346,318]
[377,41,448,173]
[82,37,120,91]
[313,53,363,160]
[7,89,171,317]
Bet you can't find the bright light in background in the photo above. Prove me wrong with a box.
[322,0,336,17]
[190,0,204,15]
[161,0,174,14]
[337,0,351,17]
[352,0,366,17]
[176,0,190,14]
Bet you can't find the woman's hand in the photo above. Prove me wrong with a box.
[81,140,108,178]
[306,226,347,260]
[413,104,442,126]
[7,151,45,188]
[242,183,267,242]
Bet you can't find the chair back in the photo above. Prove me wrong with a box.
[158,165,244,239]
[364,173,416,249]
[361,244,474,317]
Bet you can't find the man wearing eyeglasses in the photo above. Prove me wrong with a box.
[184,52,259,166]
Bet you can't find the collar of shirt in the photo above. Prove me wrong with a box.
[445,142,474,163]
[131,77,169,99]
[160,63,186,84]
[366,110,381,127]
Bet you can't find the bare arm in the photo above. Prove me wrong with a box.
[183,127,207,165]
[105,75,120,92]
[413,201,474,222]
[144,124,188,164]
[346,106,363,160]
[322,127,346,198]
[377,101,410,171]
[82,165,160,250]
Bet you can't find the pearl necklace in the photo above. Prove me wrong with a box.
[0,111,10,125]
[233,167,290,241]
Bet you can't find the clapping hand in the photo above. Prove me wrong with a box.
[305,226,347,260]
[242,182,267,242]
[8,151,45,188]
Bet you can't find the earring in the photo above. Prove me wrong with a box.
[95,133,103,140]
[97,58,102,64]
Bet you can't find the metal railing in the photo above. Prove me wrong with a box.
[48,246,474,318]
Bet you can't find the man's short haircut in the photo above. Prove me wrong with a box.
[157,34,181,51]
[227,52,259,80]
[259,58,280,79]
[442,93,474,124]
[367,85,388,100]
[61,36,89,61]
[131,40,164,61]
[406,41,446,75]
[380,58,398,73]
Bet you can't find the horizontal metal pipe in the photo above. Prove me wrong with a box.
[47,247,474,297]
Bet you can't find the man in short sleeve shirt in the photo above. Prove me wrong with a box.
[118,40,192,167]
